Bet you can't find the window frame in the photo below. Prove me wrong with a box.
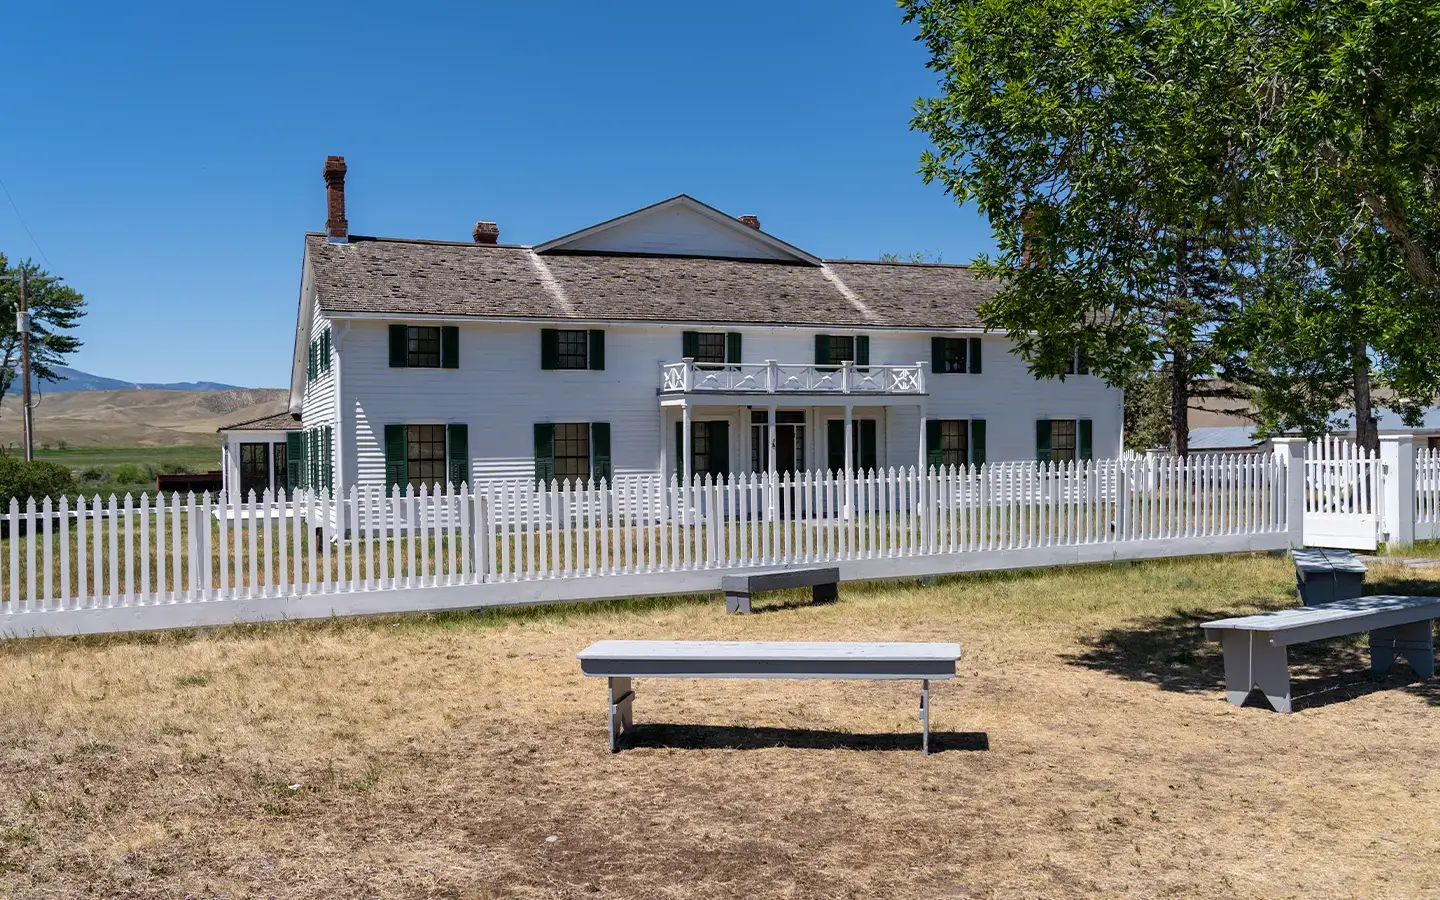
[1048,418,1078,462]
[405,423,449,489]
[940,419,970,467]
[407,325,443,368]
[552,422,593,484]
[937,338,968,374]
[555,329,590,371]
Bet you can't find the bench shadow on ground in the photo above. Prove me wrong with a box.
[1067,575,1440,711]
[621,723,989,753]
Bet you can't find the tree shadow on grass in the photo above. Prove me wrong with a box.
[622,723,989,754]
[1068,574,1440,710]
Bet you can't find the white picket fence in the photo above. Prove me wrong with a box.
[0,453,1297,638]
[1414,447,1440,541]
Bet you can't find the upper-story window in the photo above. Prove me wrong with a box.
[541,328,606,371]
[306,326,332,382]
[408,327,442,367]
[815,334,869,369]
[388,324,459,369]
[682,331,742,367]
[1062,347,1090,376]
[932,337,982,374]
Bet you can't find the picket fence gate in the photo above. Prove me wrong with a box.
[1300,436,1384,550]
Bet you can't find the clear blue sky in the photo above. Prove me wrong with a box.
[1,1,993,388]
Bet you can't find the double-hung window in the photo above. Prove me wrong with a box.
[1036,419,1092,462]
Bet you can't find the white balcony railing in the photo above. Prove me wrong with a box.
[659,359,927,395]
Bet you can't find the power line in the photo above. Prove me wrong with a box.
[0,172,55,272]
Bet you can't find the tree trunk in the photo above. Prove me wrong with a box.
[1170,346,1190,459]
[1352,340,1378,454]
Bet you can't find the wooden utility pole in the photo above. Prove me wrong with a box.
[17,267,33,462]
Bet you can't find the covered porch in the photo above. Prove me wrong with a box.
[659,395,929,483]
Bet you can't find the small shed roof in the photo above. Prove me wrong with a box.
[218,411,301,433]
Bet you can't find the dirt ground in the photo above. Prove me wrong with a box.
[0,553,1436,899]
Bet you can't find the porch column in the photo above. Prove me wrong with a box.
[917,405,927,475]
[682,402,692,487]
[843,403,854,518]
[767,405,778,516]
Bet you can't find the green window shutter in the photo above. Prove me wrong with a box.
[726,332,742,364]
[682,331,699,359]
[931,337,946,373]
[856,335,870,369]
[540,329,559,370]
[590,422,612,483]
[925,419,944,471]
[860,420,878,471]
[441,326,459,369]
[324,425,334,490]
[970,420,986,466]
[1079,419,1093,461]
[285,432,303,491]
[306,340,315,382]
[1036,420,1052,462]
[389,325,408,368]
[814,334,831,366]
[446,423,469,487]
[588,330,605,370]
[827,419,846,472]
[710,421,729,477]
[968,337,982,374]
[384,424,408,491]
[533,423,554,484]
[322,327,332,373]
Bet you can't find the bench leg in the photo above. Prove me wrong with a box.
[724,590,752,615]
[1371,622,1436,679]
[812,581,838,605]
[1220,631,1292,713]
[920,679,930,756]
[608,677,634,752]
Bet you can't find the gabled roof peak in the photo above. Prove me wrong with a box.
[534,194,822,266]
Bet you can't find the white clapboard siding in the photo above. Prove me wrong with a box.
[0,452,1296,638]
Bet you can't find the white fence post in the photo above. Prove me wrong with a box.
[1380,434,1415,548]
[1272,437,1307,547]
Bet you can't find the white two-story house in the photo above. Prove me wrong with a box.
[288,156,1123,495]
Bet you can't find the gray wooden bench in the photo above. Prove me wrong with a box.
[720,566,838,615]
[1201,595,1440,712]
[1293,548,1367,606]
[576,640,962,754]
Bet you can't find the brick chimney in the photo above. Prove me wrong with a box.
[473,221,500,244]
[323,156,348,242]
[737,215,761,230]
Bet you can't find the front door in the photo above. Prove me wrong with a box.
[751,410,806,475]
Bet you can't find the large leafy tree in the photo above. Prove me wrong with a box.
[1232,0,1440,450]
[1255,0,1440,303]
[0,255,86,411]
[903,0,1259,456]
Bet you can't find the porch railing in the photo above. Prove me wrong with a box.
[659,359,926,395]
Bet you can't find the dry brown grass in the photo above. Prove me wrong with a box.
[0,553,1437,898]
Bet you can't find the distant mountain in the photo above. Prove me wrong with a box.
[42,366,248,393]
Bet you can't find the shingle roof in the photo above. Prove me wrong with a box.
[306,234,999,328]
[218,411,301,433]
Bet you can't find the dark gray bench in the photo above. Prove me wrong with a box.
[1293,548,1367,606]
[576,640,962,754]
[1202,595,1440,712]
[721,566,838,615]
